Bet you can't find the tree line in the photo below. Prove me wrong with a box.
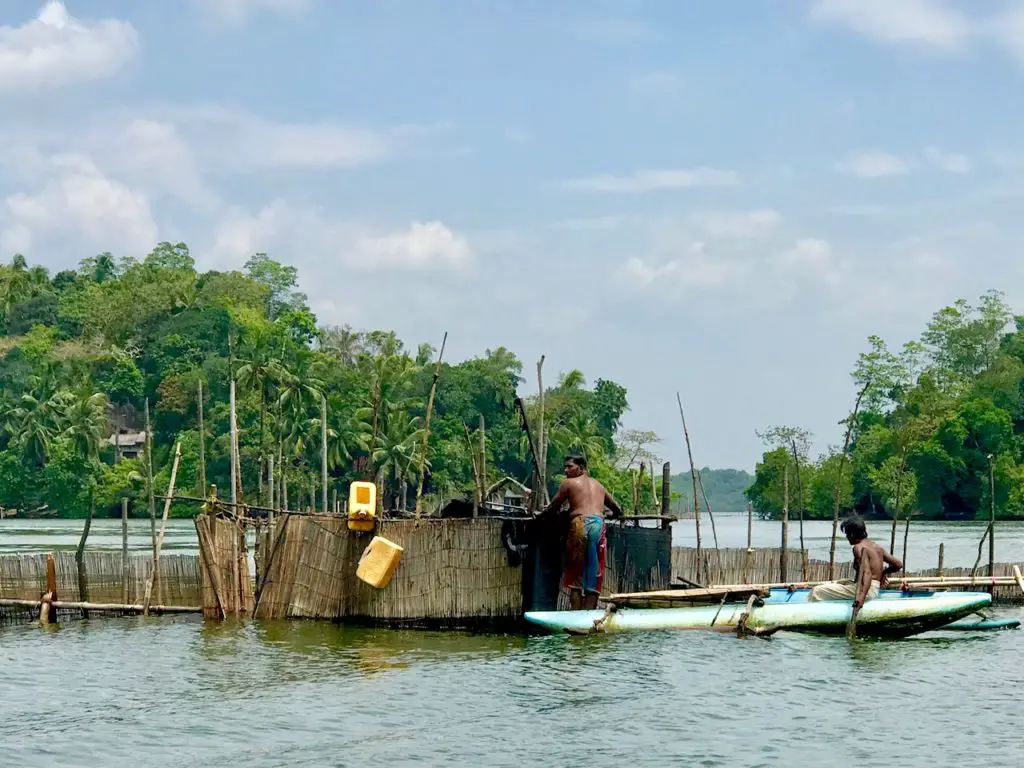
[747,290,1024,522]
[0,245,669,519]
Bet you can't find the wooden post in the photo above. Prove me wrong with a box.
[121,496,129,604]
[937,542,944,578]
[76,494,94,617]
[40,552,57,626]
[229,379,240,615]
[268,456,275,526]
[536,356,547,506]
[332,487,337,516]
[143,443,181,615]
[988,455,996,578]
[478,414,486,517]
[781,463,789,583]
[661,461,671,519]
[829,381,870,579]
[144,398,158,604]
[747,502,753,550]
[677,393,703,584]
[197,379,206,497]
[414,331,448,518]
[321,395,328,514]
[230,380,238,510]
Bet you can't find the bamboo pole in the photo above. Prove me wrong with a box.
[229,379,240,614]
[937,542,944,578]
[1013,565,1024,597]
[988,454,996,578]
[121,497,129,604]
[268,456,275,530]
[464,423,482,517]
[414,331,447,518]
[661,462,671,517]
[144,398,159,605]
[40,552,57,625]
[536,356,547,505]
[321,395,328,514]
[747,502,753,550]
[194,516,226,620]
[0,598,200,614]
[889,449,907,554]
[197,379,206,496]
[789,438,806,565]
[780,463,789,583]
[76,494,94,618]
[478,414,486,518]
[677,393,703,584]
[828,381,870,579]
[142,442,181,616]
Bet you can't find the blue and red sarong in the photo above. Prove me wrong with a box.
[563,515,606,595]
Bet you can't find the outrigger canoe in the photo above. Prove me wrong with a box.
[524,587,993,639]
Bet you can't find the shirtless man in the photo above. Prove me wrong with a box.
[535,455,623,610]
[809,515,903,618]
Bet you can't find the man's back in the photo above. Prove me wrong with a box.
[854,539,894,583]
[563,475,608,519]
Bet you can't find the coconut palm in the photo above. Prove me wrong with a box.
[59,390,110,462]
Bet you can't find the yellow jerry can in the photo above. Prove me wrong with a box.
[347,481,377,532]
[356,536,403,589]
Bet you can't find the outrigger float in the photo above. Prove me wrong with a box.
[524,586,1012,639]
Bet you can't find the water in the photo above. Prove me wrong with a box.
[1,519,1022,767]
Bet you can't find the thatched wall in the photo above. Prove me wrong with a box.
[253,516,523,625]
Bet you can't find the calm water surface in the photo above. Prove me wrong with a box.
[1,517,1022,767]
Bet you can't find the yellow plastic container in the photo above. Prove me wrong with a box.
[347,481,377,532]
[356,536,403,589]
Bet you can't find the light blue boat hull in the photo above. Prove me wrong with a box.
[524,589,992,639]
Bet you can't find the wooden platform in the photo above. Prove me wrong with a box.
[603,585,768,608]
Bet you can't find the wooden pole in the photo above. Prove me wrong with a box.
[988,454,996,578]
[144,398,158,605]
[197,379,206,496]
[781,463,789,583]
[229,379,240,615]
[76,493,94,618]
[40,552,57,625]
[937,542,944,578]
[465,422,482,518]
[479,413,486,514]
[889,449,907,554]
[268,456,275,526]
[789,438,806,561]
[747,502,753,550]
[677,393,703,584]
[661,461,671,517]
[414,331,447,518]
[230,380,238,509]
[143,442,181,615]
[2,598,200,614]
[536,355,547,505]
[828,381,870,579]
[121,496,129,604]
[321,395,328,515]
[1013,565,1024,598]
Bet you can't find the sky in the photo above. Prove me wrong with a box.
[1,0,1023,473]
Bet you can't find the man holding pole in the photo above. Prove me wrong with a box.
[809,515,903,620]
[535,455,624,610]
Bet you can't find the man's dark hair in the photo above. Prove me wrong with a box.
[840,514,868,541]
[565,455,587,470]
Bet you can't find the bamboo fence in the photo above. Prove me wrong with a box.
[0,551,201,622]
[196,513,254,619]
[252,516,524,626]
[672,546,1024,605]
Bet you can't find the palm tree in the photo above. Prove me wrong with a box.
[59,390,109,462]
[371,407,423,509]
[237,329,287,484]
[6,380,65,465]
[550,411,605,465]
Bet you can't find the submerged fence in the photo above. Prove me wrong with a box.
[672,546,1024,605]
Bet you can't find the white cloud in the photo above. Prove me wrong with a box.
[692,209,781,238]
[809,0,971,51]
[836,151,911,178]
[352,221,472,270]
[177,106,393,171]
[0,1,139,91]
[773,238,843,286]
[562,167,740,193]
[212,201,472,273]
[923,146,972,173]
[194,0,312,25]
[3,153,158,255]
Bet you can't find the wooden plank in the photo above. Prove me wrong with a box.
[606,585,768,606]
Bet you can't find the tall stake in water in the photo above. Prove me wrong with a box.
[676,393,703,584]
[321,395,328,515]
[781,463,789,583]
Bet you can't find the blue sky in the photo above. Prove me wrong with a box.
[1,0,1023,473]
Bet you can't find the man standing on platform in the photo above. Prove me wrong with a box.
[535,455,623,610]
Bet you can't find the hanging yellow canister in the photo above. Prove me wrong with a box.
[347,481,377,532]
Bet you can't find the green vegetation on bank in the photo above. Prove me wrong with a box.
[671,468,754,513]
[747,290,1024,521]
[0,245,670,519]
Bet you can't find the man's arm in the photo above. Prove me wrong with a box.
[604,490,623,519]
[880,549,903,587]
[852,545,873,612]
[536,480,570,518]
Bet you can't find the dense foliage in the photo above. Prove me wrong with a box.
[671,468,754,513]
[748,290,1024,521]
[0,247,667,519]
